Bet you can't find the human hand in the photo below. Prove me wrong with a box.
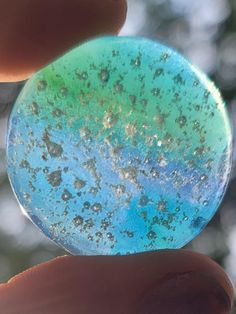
[0,0,127,82]
[0,251,233,314]
[0,1,234,313]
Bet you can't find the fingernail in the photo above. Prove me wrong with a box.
[139,272,232,314]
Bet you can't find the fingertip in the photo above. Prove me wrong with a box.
[137,250,234,314]
[0,250,233,314]
[0,0,127,82]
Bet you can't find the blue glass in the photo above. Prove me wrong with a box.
[7,37,232,255]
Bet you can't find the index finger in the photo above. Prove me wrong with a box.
[0,0,127,82]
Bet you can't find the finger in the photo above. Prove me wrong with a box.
[0,0,127,82]
[0,250,233,314]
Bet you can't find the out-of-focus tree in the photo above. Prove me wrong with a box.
[0,0,236,310]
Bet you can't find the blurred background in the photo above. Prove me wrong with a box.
[0,0,236,310]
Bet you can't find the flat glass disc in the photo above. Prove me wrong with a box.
[7,36,232,255]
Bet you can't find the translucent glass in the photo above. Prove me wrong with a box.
[7,36,232,255]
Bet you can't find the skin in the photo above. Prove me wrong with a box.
[0,0,127,81]
[0,1,234,313]
[0,251,234,314]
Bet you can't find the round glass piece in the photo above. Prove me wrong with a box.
[7,36,232,255]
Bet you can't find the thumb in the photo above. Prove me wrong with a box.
[0,250,233,314]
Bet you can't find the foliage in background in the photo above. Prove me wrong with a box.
[0,0,235,310]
